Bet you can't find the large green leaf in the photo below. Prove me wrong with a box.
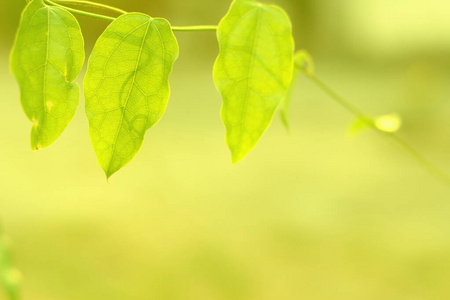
[214,0,294,163]
[10,0,85,150]
[84,13,179,178]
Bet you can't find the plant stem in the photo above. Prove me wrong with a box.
[306,73,450,187]
[171,25,217,32]
[44,0,218,31]
[308,74,367,120]
[386,133,450,186]
[44,0,116,21]
[52,0,127,14]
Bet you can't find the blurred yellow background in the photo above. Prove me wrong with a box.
[1,0,450,299]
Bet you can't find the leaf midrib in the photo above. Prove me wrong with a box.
[107,19,152,176]
[35,7,51,149]
[226,6,262,155]
[34,6,75,148]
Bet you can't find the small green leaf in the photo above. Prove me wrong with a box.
[348,114,402,137]
[84,13,179,178]
[347,117,374,137]
[214,0,295,163]
[10,0,85,150]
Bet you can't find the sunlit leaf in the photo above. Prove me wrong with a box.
[348,114,402,137]
[84,13,179,178]
[10,0,85,150]
[214,0,295,163]
[347,117,374,137]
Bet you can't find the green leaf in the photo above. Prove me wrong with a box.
[10,0,85,150]
[214,0,295,163]
[84,13,179,178]
[348,114,402,138]
[347,117,374,137]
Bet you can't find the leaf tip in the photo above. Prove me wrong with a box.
[104,170,114,181]
[231,151,245,164]
[104,164,120,181]
[31,139,41,151]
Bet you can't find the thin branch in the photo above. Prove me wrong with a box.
[52,0,127,15]
[44,0,116,21]
[305,73,450,187]
[171,25,217,32]
[44,0,218,32]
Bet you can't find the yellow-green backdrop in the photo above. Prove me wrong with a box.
[1,1,450,299]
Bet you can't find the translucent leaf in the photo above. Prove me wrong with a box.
[348,114,402,137]
[10,0,85,150]
[214,0,295,163]
[84,13,179,178]
[347,117,374,137]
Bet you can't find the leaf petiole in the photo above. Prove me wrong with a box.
[51,0,127,15]
[44,0,218,31]
[44,0,116,21]
[171,25,217,31]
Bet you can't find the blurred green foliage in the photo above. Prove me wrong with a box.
[1,0,450,299]
[0,228,21,300]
